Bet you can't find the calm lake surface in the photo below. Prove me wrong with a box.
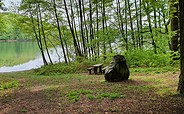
[0,42,63,73]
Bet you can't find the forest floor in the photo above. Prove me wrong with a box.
[1,69,184,114]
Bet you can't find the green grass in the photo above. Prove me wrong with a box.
[0,80,19,90]
[126,85,151,92]
[97,93,126,100]
[19,108,28,113]
[0,66,180,103]
[0,65,182,114]
[130,66,179,74]
[66,89,126,102]
[66,89,93,102]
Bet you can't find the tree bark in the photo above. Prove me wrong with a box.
[35,4,48,65]
[178,0,184,94]
[38,4,53,64]
[127,0,135,48]
[143,1,157,54]
[170,0,179,52]
[78,0,87,57]
[53,0,68,63]
[63,0,83,58]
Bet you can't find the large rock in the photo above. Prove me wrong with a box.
[104,55,130,82]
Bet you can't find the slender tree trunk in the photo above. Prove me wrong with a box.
[53,0,68,63]
[117,0,127,50]
[82,0,91,59]
[63,0,83,58]
[102,0,106,59]
[153,6,158,48]
[135,0,141,49]
[139,0,143,48]
[125,0,128,51]
[143,1,157,54]
[116,0,124,37]
[70,0,81,52]
[89,0,95,60]
[78,0,87,57]
[38,4,53,64]
[30,11,48,66]
[36,4,48,65]
[96,1,100,57]
[127,0,135,48]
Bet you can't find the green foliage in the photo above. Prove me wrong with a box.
[124,50,175,67]
[34,49,179,75]
[0,13,34,40]
[0,80,19,90]
[34,60,100,75]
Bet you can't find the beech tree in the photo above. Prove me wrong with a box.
[17,0,174,63]
[178,0,184,94]
[170,0,179,52]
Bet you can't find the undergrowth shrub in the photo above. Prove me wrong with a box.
[35,50,179,75]
[124,50,178,67]
[34,60,98,75]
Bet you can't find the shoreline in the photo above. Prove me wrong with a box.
[0,39,32,42]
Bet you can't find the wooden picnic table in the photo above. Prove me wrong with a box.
[87,63,103,74]
[92,63,103,74]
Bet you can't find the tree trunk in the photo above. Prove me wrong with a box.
[35,4,48,65]
[63,0,83,58]
[135,0,141,49]
[143,1,157,54]
[38,4,53,64]
[78,0,87,57]
[102,0,106,59]
[127,0,135,48]
[170,0,179,52]
[96,1,100,57]
[30,10,48,66]
[125,0,128,51]
[139,0,143,48]
[178,0,184,94]
[53,0,68,63]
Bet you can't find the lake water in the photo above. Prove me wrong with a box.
[0,42,63,73]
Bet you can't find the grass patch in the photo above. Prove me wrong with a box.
[0,80,19,90]
[97,93,126,100]
[130,66,179,74]
[66,88,125,102]
[126,85,151,92]
[19,108,28,113]
[66,89,93,102]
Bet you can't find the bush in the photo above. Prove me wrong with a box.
[34,60,98,75]
[124,50,177,67]
[34,50,179,75]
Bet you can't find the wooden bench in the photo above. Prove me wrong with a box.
[87,67,94,74]
[87,63,103,74]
